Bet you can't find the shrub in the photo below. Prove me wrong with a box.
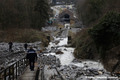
[89,11,120,59]
[72,29,98,59]
[0,29,49,47]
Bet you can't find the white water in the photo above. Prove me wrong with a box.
[46,37,105,70]
[44,36,118,80]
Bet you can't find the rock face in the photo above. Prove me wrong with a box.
[56,51,64,54]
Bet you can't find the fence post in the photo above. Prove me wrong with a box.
[12,65,14,80]
[23,58,25,69]
[9,67,11,80]
[47,36,50,42]
[16,62,18,79]
[4,69,6,80]
[68,36,71,44]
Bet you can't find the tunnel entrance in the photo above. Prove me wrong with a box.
[64,14,70,18]
[64,14,70,23]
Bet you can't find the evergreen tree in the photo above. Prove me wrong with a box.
[0,0,25,29]
[0,0,50,30]
[34,0,50,29]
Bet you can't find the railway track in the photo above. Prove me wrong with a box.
[0,51,25,70]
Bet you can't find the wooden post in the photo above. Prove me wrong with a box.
[68,36,71,44]
[47,36,50,42]
[16,63,18,79]
[4,69,6,80]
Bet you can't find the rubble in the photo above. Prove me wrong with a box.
[38,37,119,80]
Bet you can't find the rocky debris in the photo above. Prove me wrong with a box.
[72,59,82,63]
[0,52,25,71]
[40,36,115,79]
[37,54,63,80]
[39,52,117,79]
[64,48,67,51]
[57,64,111,80]
[56,51,64,54]
[38,52,114,80]
[49,75,61,80]
[54,41,60,45]
[38,54,61,68]
[44,65,62,80]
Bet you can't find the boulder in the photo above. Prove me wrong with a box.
[56,51,64,54]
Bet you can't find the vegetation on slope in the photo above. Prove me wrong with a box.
[72,28,98,60]
[0,29,49,47]
[74,0,120,72]
[0,0,51,47]
[89,12,120,60]
[76,0,120,26]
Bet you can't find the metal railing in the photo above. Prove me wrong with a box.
[41,65,45,80]
[0,57,28,80]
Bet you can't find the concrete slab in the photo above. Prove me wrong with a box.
[18,63,38,80]
[19,76,35,80]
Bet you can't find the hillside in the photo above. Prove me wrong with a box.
[74,0,120,72]
[0,28,49,47]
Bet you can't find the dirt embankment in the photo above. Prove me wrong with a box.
[104,46,120,72]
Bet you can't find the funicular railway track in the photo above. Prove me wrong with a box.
[0,51,25,66]
[0,51,24,58]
